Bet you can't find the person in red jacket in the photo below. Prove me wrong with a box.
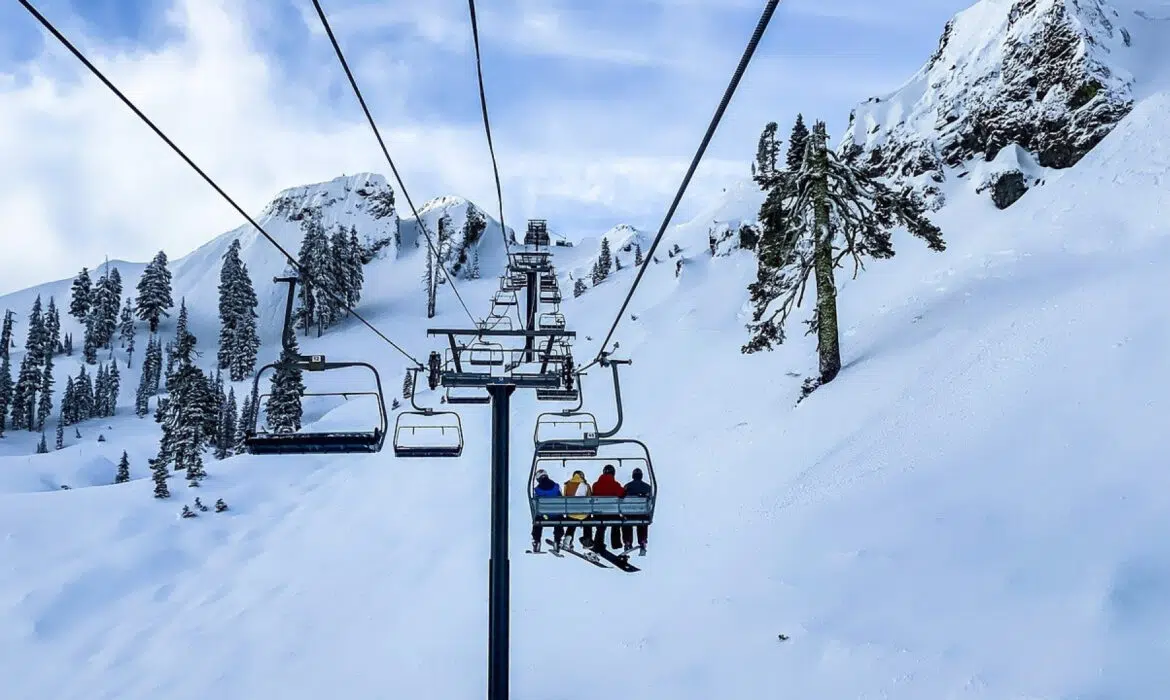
[591,464,626,552]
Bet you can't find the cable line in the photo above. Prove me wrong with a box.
[310,0,481,330]
[18,0,426,368]
[582,0,781,371]
[466,0,512,256]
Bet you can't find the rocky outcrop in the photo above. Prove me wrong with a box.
[841,0,1135,208]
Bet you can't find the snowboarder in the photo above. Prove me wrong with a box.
[621,467,651,555]
[531,469,564,552]
[561,469,593,550]
[590,464,625,551]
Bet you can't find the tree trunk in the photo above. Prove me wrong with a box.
[812,181,841,383]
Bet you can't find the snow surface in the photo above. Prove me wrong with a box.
[5,18,1170,700]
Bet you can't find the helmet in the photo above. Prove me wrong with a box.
[535,469,548,481]
[603,464,616,475]
[632,467,643,480]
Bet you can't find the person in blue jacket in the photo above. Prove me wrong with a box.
[531,469,565,553]
[620,467,652,555]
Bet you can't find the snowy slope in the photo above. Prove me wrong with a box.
[841,0,1140,208]
[5,18,1170,700]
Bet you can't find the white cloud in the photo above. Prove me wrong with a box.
[0,0,963,296]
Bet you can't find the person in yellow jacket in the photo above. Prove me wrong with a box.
[561,470,594,550]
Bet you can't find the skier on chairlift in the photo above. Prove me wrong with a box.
[561,469,593,550]
[621,467,651,556]
[590,464,626,552]
[531,469,564,553]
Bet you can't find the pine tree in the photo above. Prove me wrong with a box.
[44,298,60,361]
[136,251,174,333]
[785,113,809,174]
[294,211,328,334]
[634,243,644,267]
[155,302,210,486]
[115,451,130,483]
[75,366,94,421]
[55,420,64,450]
[215,388,237,459]
[119,298,135,347]
[70,267,93,321]
[92,265,122,348]
[63,333,73,356]
[236,384,257,451]
[10,354,38,431]
[347,227,365,311]
[573,278,588,298]
[35,355,53,432]
[36,432,47,454]
[753,121,781,189]
[107,362,120,416]
[61,376,76,426]
[743,120,945,384]
[265,334,305,432]
[144,335,162,396]
[216,240,260,382]
[0,310,13,437]
[402,369,413,400]
[593,239,612,284]
[470,246,481,280]
[150,456,170,498]
[83,315,98,364]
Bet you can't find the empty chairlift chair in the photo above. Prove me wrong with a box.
[492,290,519,307]
[392,368,465,458]
[537,313,566,331]
[244,277,388,455]
[533,409,600,457]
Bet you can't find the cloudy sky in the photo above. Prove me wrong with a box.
[0,0,974,295]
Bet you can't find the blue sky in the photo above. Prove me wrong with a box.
[0,0,974,295]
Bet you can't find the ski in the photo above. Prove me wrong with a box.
[587,544,641,572]
[526,543,564,557]
[548,539,609,568]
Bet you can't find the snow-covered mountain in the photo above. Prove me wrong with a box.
[841,0,1137,208]
[4,1,1170,697]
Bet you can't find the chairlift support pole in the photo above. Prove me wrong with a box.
[486,382,515,700]
[524,270,538,362]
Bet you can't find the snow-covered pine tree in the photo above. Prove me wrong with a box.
[236,383,257,451]
[44,298,60,361]
[165,302,191,393]
[743,120,945,384]
[264,333,305,433]
[423,243,437,318]
[402,369,413,400]
[94,363,108,418]
[753,121,781,189]
[150,456,170,498]
[134,365,151,417]
[145,335,162,395]
[0,310,13,437]
[294,211,327,334]
[75,365,94,421]
[35,355,53,432]
[82,315,98,364]
[215,388,237,460]
[107,361,120,416]
[573,278,587,298]
[634,243,644,267]
[119,298,135,347]
[55,420,64,450]
[93,266,122,348]
[470,247,481,280]
[346,227,365,310]
[63,333,73,356]
[115,451,130,483]
[216,240,260,382]
[136,251,174,333]
[10,354,38,431]
[615,257,623,271]
[36,432,47,454]
[61,376,76,426]
[785,113,809,174]
[70,268,93,321]
[156,302,210,486]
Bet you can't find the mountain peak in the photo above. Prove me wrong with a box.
[841,0,1135,208]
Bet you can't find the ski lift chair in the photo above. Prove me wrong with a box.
[528,441,656,526]
[467,339,505,367]
[533,411,600,457]
[478,315,514,332]
[392,368,465,457]
[244,277,388,455]
[492,290,519,307]
[539,287,562,305]
[537,312,566,331]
